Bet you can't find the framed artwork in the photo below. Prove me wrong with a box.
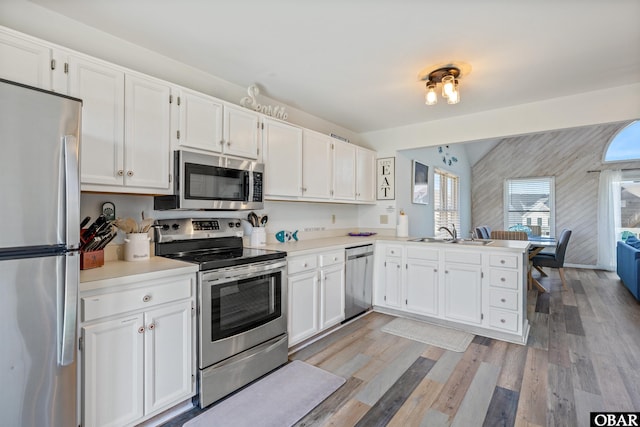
[412,160,429,204]
[377,157,395,200]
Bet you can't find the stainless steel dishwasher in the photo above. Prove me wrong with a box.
[344,244,374,321]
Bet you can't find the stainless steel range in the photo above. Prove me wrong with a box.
[154,218,288,408]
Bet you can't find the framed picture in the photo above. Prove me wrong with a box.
[377,157,395,200]
[412,160,429,204]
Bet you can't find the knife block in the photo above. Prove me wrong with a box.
[80,249,104,270]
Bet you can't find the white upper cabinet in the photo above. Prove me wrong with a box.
[262,117,303,198]
[173,93,258,159]
[223,104,260,159]
[66,55,126,188]
[175,88,223,153]
[332,139,356,200]
[123,74,172,191]
[356,147,376,202]
[0,28,52,90]
[302,129,333,199]
[54,50,171,193]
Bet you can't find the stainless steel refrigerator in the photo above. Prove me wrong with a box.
[0,79,82,427]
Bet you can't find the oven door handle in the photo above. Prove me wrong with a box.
[204,269,278,284]
[201,262,286,283]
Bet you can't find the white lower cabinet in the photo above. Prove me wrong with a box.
[382,246,402,307]
[288,270,319,345]
[80,273,195,427]
[374,242,528,343]
[406,258,439,316]
[288,250,345,346]
[443,262,482,324]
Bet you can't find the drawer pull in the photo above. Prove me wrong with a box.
[138,326,145,334]
[142,295,151,303]
[500,259,505,264]
[501,277,506,282]
[501,298,506,303]
[500,318,506,323]
[303,263,308,268]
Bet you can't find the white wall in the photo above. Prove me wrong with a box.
[358,144,472,238]
[361,84,640,153]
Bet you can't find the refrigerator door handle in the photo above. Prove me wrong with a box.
[64,135,80,249]
[60,253,79,366]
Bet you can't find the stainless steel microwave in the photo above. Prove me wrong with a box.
[154,150,264,211]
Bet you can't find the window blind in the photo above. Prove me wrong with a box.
[434,169,460,237]
[504,177,554,237]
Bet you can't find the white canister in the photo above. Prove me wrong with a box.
[124,233,150,262]
[250,227,266,247]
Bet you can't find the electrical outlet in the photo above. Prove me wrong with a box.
[380,215,388,224]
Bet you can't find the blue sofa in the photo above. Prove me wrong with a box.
[617,240,640,300]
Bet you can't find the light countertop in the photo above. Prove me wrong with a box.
[249,235,530,256]
[80,235,530,291]
[80,256,198,292]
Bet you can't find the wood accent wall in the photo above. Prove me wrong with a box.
[471,121,640,266]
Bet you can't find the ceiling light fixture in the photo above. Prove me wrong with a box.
[421,66,462,106]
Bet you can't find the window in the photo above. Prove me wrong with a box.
[504,177,555,237]
[621,173,640,239]
[604,120,640,162]
[434,169,460,237]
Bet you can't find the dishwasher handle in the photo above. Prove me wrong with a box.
[347,252,373,261]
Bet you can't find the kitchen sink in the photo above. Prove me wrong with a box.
[409,237,445,243]
[455,239,493,246]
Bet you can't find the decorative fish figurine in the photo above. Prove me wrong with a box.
[276,230,299,243]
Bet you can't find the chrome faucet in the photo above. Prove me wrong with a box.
[438,224,457,240]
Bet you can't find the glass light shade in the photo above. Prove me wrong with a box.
[441,74,455,98]
[447,80,460,104]
[425,83,437,105]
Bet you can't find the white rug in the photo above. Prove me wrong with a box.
[381,317,474,352]
[184,360,345,427]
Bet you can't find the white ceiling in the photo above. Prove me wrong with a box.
[28,0,640,134]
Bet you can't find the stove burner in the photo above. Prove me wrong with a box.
[154,218,286,271]
[192,249,243,263]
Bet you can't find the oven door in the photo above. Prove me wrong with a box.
[199,260,287,368]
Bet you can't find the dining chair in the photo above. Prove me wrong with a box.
[490,230,528,240]
[532,229,572,290]
[474,226,491,239]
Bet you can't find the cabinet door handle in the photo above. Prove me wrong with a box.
[227,141,231,146]
[501,277,506,282]
[500,318,506,323]
[445,270,449,274]
[500,259,505,264]
[117,170,124,176]
[147,323,156,330]
[501,298,506,303]
[127,170,134,177]
[142,294,151,302]
[138,326,145,334]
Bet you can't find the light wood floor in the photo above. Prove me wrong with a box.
[289,268,640,427]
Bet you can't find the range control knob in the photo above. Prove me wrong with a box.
[235,222,241,228]
[172,223,180,230]
[162,224,170,231]
[228,222,235,228]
